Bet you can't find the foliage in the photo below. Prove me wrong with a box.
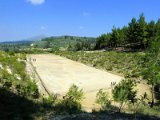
[54,51,144,78]
[96,89,112,111]
[112,78,137,113]
[33,35,96,51]
[95,14,160,50]
[42,95,57,108]
[0,41,31,52]
[66,84,84,102]
[142,41,160,106]
[56,84,84,114]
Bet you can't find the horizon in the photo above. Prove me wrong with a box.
[0,0,160,41]
[0,35,97,43]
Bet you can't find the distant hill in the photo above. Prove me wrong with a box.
[0,40,33,44]
[0,35,46,51]
[0,35,96,51]
[0,35,45,44]
[33,35,96,49]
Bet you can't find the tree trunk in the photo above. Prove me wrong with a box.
[151,84,155,107]
[118,102,124,113]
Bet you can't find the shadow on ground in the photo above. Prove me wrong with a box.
[50,111,160,120]
[0,87,159,120]
[0,87,43,120]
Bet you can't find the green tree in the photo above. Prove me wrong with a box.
[66,84,84,102]
[147,20,156,45]
[142,41,160,106]
[112,78,137,113]
[127,18,140,44]
[155,19,160,38]
[137,13,148,48]
[58,85,84,114]
[74,42,82,51]
[111,27,119,47]
[96,89,112,111]
[95,34,111,49]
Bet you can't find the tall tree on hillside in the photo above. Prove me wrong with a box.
[75,42,82,51]
[95,34,111,49]
[112,78,137,113]
[127,18,140,45]
[111,27,126,47]
[121,26,128,45]
[155,19,160,38]
[111,27,119,47]
[138,14,148,48]
[142,41,160,107]
[147,20,156,46]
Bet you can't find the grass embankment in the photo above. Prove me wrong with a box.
[0,52,50,119]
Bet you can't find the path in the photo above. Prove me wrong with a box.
[29,54,122,111]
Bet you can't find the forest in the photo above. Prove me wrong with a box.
[95,14,160,51]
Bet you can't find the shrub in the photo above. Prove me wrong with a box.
[66,84,84,102]
[56,84,84,114]
[42,95,57,108]
[112,78,137,113]
[96,89,112,111]
[27,81,39,98]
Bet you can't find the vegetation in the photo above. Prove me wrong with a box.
[56,84,84,114]
[0,41,31,52]
[0,52,85,119]
[96,89,112,111]
[0,14,160,119]
[53,41,160,118]
[112,78,137,113]
[54,51,143,78]
[33,35,96,50]
[95,14,160,50]
[142,41,160,106]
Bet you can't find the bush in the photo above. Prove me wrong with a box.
[66,84,84,102]
[42,95,57,108]
[57,97,82,114]
[96,89,112,111]
[56,84,84,114]
[112,78,137,113]
[25,81,39,98]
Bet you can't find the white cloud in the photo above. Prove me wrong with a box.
[28,0,45,5]
[79,26,85,30]
[40,26,47,30]
[82,12,89,16]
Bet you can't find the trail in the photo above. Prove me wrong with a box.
[28,54,122,111]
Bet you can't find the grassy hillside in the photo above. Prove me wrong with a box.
[33,36,96,50]
[0,42,31,52]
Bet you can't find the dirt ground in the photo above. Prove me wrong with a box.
[28,54,122,111]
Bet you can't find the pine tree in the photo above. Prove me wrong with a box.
[147,20,156,46]
[127,18,140,44]
[138,14,148,48]
[112,78,137,112]
[142,41,160,107]
[155,19,160,38]
[111,26,119,47]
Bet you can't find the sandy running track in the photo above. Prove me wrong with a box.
[29,54,122,111]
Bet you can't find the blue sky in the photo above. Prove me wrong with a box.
[0,0,160,41]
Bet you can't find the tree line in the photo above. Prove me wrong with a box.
[95,14,160,50]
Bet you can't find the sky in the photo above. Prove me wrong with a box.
[0,0,160,41]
